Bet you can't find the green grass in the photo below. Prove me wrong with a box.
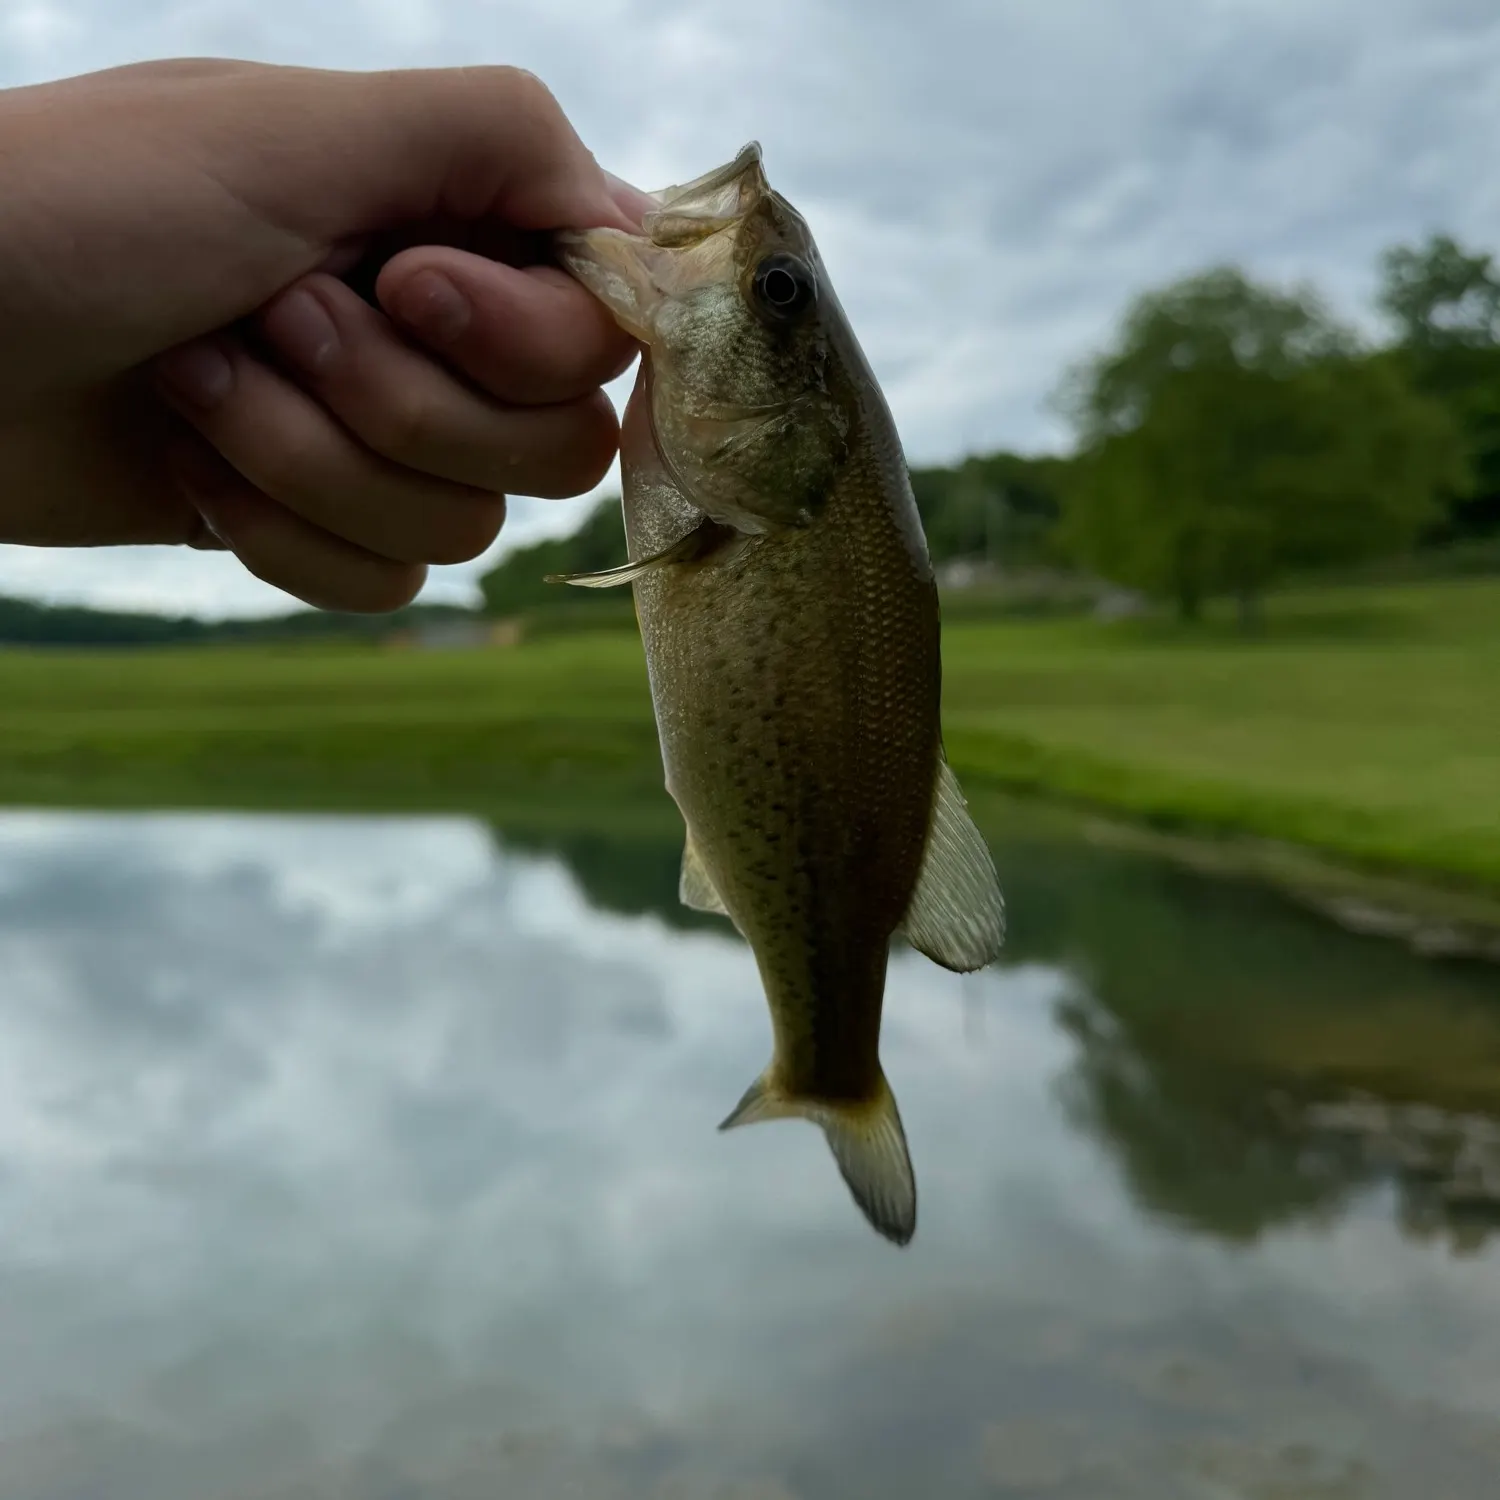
[0,634,661,813]
[941,577,1500,890]
[0,577,1496,892]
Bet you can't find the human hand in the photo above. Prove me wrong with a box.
[0,59,648,610]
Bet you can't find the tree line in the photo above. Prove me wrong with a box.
[0,596,475,648]
[483,231,1500,626]
[6,231,1493,644]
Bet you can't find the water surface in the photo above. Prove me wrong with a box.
[2,805,1499,1498]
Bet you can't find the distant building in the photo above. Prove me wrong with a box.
[1093,588,1148,621]
[937,559,999,590]
[384,618,524,651]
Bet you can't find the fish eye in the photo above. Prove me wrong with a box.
[751,253,817,321]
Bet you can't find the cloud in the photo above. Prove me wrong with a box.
[6,0,1500,612]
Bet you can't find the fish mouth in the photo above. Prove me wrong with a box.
[555,143,772,343]
[553,226,667,343]
[653,141,766,210]
[641,141,769,246]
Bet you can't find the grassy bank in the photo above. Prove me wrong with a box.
[941,577,1500,890]
[0,577,1496,894]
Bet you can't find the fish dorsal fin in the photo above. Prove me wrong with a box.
[899,756,1006,973]
[718,1067,917,1247]
[679,834,730,917]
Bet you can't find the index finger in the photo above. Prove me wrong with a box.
[376,248,638,406]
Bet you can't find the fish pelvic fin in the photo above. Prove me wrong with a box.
[899,755,1006,972]
[545,516,736,588]
[718,1067,917,1247]
[679,833,731,918]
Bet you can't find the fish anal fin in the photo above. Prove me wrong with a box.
[545,516,733,588]
[718,1067,917,1247]
[679,834,730,918]
[717,1069,799,1131]
[899,756,1006,973]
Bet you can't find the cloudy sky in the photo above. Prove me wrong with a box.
[5,0,1500,615]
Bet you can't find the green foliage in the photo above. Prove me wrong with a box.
[1377,233,1500,539]
[478,498,626,617]
[1058,267,1466,619]
[481,247,1500,616]
[1056,266,1356,444]
[1378,233,1500,350]
[910,451,1064,567]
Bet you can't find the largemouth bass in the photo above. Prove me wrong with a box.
[554,144,1004,1246]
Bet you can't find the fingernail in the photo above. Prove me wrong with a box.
[390,270,470,345]
[263,287,339,373]
[155,340,233,410]
[316,235,370,278]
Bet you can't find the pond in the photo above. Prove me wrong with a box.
[1,802,1499,1498]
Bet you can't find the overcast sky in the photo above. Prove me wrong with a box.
[5,0,1500,616]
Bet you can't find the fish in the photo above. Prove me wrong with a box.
[552,143,1004,1247]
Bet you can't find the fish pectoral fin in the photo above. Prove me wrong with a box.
[679,834,731,918]
[718,1068,917,1248]
[545,517,734,588]
[899,755,1006,972]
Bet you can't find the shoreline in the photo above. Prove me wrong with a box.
[1,575,1495,965]
[959,782,1500,965]
[1,765,1496,966]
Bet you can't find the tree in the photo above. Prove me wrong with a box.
[1378,233,1500,350]
[1377,233,1500,539]
[910,450,1064,567]
[478,498,626,617]
[1056,265,1357,444]
[1058,267,1466,624]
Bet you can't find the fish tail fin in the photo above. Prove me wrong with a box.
[718,1066,917,1247]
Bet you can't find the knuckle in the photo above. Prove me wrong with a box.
[526,400,618,499]
[423,494,506,565]
[352,564,428,615]
[498,66,561,121]
[365,385,439,466]
[252,425,327,504]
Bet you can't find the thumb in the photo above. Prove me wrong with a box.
[192,63,636,242]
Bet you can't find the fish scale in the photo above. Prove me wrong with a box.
[554,143,1005,1245]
